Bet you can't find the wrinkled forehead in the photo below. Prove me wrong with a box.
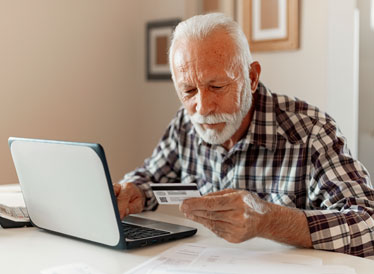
[172,30,240,82]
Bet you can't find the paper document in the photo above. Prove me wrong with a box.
[0,184,21,193]
[0,203,29,222]
[124,243,356,274]
[40,263,107,274]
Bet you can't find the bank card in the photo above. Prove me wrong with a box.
[150,183,201,205]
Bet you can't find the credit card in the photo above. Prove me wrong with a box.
[150,183,201,205]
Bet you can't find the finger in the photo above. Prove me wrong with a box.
[181,193,237,212]
[117,197,130,219]
[204,189,236,197]
[113,184,121,196]
[185,213,228,229]
[117,184,133,219]
[119,183,145,217]
[189,209,238,224]
[185,214,240,241]
[128,198,144,214]
[186,214,233,234]
[179,189,235,213]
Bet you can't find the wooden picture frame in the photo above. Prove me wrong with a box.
[146,19,180,80]
[241,0,299,52]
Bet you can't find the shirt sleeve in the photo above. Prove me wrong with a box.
[305,119,374,258]
[119,110,183,211]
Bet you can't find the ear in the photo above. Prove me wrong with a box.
[249,61,261,94]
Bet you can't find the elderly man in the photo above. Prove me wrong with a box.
[113,13,374,258]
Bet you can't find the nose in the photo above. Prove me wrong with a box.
[196,89,215,116]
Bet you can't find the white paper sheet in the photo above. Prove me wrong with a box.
[40,263,107,274]
[124,244,356,274]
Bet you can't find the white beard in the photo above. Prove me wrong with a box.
[189,80,253,145]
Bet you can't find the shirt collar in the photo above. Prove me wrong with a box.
[233,82,277,152]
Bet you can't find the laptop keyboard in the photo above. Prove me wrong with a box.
[122,222,170,240]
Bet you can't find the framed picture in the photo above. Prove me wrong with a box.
[241,0,299,52]
[146,19,180,80]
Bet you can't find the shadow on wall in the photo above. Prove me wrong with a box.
[359,132,374,179]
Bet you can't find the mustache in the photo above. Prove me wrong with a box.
[190,112,238,124]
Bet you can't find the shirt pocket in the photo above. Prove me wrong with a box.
[258,192,297,207]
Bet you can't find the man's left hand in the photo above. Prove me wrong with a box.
[180,189,270,243]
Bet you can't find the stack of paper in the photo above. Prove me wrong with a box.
[124,243,356,274]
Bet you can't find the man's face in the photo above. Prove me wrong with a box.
[172,30,252,145]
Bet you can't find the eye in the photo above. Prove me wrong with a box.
[184,88,197,94]
[210,85,225,91]
[211,85,223,89]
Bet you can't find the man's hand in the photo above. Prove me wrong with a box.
[180,189,267,243]
[113,182,145,219]
[180,189,312,247]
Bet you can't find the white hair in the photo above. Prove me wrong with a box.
[168,13,253,83]
[168,13,254,145]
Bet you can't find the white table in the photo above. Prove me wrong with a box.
[1,186,374,274]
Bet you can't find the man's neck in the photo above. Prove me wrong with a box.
[222,97,255,151]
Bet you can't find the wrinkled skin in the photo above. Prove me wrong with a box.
[115,28,312,249]
[171,28,261,150]
[113,183,144,219]
[180,189,269,243]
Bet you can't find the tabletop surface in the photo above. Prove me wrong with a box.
[1,186,374,274]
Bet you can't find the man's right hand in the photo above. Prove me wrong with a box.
[113,182,145,219]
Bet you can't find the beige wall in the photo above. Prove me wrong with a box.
[248,0,359,157]
[0,0,183,185]
[133,0,184,161]
[0,0,361,185]
[250,0,329,110]
[358,0,374,176]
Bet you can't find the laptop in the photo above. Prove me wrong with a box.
[8,137,197,249]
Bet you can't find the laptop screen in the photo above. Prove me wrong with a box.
[9,138,124,248]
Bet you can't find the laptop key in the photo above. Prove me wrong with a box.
[122,223,170,240]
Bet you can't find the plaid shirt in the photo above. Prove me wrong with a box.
[121,82,374,258]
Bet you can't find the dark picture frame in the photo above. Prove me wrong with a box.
[146,18,181,80]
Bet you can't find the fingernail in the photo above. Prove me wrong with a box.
[125,208,130,215]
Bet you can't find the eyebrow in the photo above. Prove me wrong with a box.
[178,83,195,90]
[179,78,229,87]
[208,79,228,84]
